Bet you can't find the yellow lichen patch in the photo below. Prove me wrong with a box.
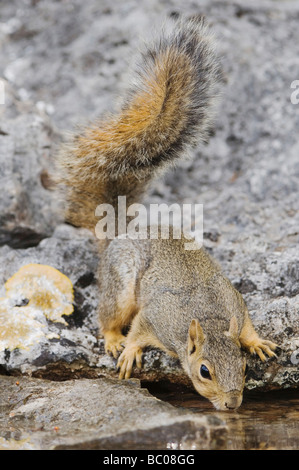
[4,264,74,323]
[0,298,45,351]
[0,264,74,352]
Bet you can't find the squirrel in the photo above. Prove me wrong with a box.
[55,16,277,410]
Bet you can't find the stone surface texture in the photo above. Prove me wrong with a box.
[0,0,298,450]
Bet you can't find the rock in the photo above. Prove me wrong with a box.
[0,0,298,394]
[2,263,74,323]
[0,224,101,378]
[0,81,60,248]
[0,263,75,356]
[0,375,227,450]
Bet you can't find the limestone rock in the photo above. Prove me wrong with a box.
[0,375,227,450]
[0,82,60,248]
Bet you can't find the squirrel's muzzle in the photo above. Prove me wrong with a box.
[222,391,243,410]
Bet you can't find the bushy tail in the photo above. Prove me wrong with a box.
[55,16,221,232]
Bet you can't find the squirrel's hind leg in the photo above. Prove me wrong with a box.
[98,240,142,359]
[99,278,139,359]
[239,311,277,361]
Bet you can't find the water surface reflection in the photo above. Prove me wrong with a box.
[144,382,299,450]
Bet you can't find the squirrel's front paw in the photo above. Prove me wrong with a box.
[248,338,277,362]
[104,330,126,359]
[117,343,143,380]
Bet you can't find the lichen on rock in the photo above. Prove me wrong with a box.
[0,263,74,352]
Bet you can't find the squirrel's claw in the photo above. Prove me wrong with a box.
[104,331,126,359]
[249,339,277,362]
[117,344,143,379]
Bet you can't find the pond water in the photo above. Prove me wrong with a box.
[144,382,299,450]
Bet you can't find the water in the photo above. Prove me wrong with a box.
[145,382,299,450]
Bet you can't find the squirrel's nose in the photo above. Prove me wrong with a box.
[224,395,242,410]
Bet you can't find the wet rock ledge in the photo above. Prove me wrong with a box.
[0,375,227,450]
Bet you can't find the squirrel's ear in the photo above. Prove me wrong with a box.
[188,319,205,354]
[225,316,240,344]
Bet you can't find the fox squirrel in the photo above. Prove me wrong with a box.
[56,16,277,410]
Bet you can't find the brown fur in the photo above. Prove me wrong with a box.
[55,16,220,234]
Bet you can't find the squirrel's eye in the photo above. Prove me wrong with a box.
[200,364,211,380]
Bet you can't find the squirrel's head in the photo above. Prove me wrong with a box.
[186,316,246,411]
